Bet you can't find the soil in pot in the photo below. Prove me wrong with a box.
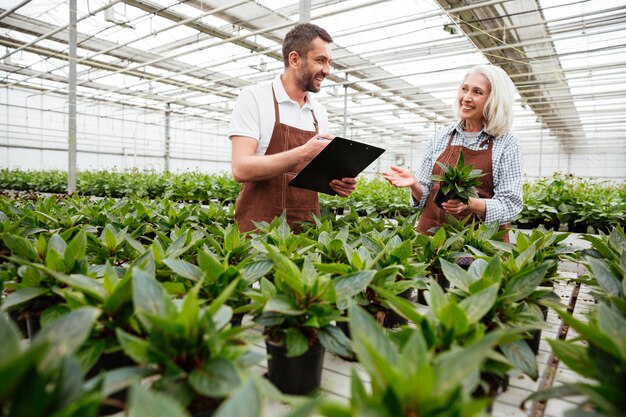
[187,396,221,417]
[265,339,325,395]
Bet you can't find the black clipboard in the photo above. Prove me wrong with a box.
[288,137,386,195]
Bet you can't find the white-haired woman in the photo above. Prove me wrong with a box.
[383,65,523,241]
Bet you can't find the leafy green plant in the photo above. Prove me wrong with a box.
[430,150,486,207]
[0,307,108,417]
[312,304,514,417]
[247,245,351,358]
[116,267,260,414]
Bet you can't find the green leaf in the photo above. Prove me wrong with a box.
[214,379,261,417]
[198,249,224,282]
[189,358,241,398]
[587,257,622,297]
[128,383,191,417]
[54,273,106,302]
[547,340,593,377]
[333,271,375,300]
[0,314,21,367]
[502,263,548,303]
[264,295,304,316]
[116,328,150,364]
[241,261,273,284]
[33,307,100,369]
[597,304,626,357]
[64,229,86,270]
[439,259,473,292]
[2,235,37,261]
[286,328,309,358]
[459,284,497,325]
[318,325,352,357]
[132,267,167,321]
[349,304,397,364]
[45,247,66,271]
[48,233,67,258]
[434,332,499,395]
[374,286,423,325]
[1,287,49,312]
[103,226,118,252]
[437,301,469,336]
[163,258,203,282]
[500,340,538,380]
[266,246,304,295]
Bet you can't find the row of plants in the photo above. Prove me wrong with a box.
[514,173,626,233]
[0,192,589,416]
[2,169,624,230]
[523,226,625,417]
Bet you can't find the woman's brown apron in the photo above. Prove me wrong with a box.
[235,88,320,233]
[416,130,509,241]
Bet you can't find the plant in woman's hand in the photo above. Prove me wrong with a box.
[430,150,486,208]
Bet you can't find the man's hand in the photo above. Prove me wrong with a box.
[382,166,417,188]
[299,133,334,161]
[330,177,357,197]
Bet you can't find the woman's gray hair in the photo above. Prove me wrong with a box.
[456,65,517,137]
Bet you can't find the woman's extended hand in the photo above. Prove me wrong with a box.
[382,166,417,188]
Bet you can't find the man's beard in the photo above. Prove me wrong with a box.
[297,66,321,93]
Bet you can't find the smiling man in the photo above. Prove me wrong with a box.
[229,23,357,233]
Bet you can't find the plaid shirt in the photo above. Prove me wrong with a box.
[412,121,523,225]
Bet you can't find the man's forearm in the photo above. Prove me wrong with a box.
[232,146,307,182]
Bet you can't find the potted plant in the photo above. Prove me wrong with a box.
[0,307,124,417]
[116,267,261,416]
[429,149,486,209]
[306,304,515,417]
[246,244,352,395]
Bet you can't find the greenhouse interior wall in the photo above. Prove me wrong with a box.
[2,86,625,181]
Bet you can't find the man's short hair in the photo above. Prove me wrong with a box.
[282,23,333,67]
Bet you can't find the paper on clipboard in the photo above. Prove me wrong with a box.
[288,137,386,195]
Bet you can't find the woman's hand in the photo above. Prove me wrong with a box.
[382,166,417,188]
[441,199,468,215]
[442,197,486,217]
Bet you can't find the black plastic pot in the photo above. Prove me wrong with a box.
[417,274,450,305]
[472,372,509,406]
[86,350,135,416]
[265,340,325,395]
[26,311,41,339]
[381,289,413,328]
[8,310,29,338]
[434,189,450,209]
[230,313,244,327]
[568,222,590,233]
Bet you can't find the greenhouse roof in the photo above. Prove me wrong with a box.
[1,0,625,155]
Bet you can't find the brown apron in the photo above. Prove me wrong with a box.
[417,130,509,242]
[235,87,320,233]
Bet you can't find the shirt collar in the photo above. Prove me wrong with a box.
[454,121,487,145]
[272,74,315,110]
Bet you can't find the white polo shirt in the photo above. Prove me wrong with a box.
[228,74,330,156]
